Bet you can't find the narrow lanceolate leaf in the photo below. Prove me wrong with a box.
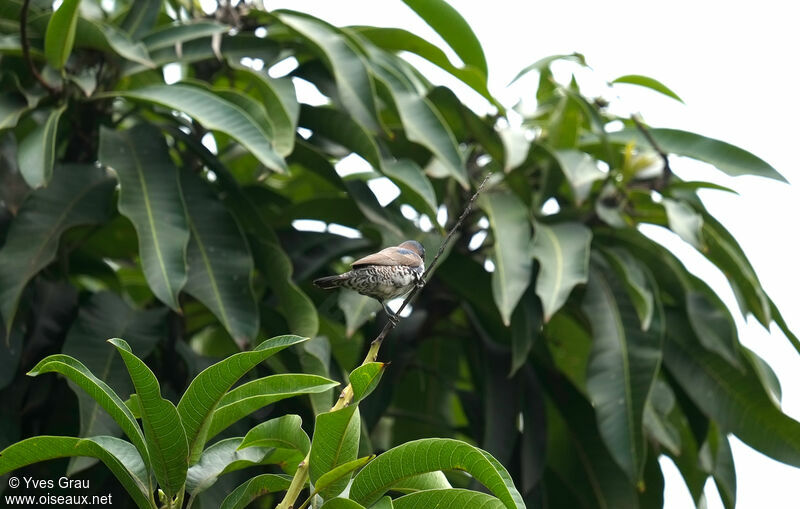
[663,198,703,248]
[664,315,800,467]
[611,74,684,103]
[74,18,154,68]
[390,472,452,494]
[298,104,381,168]
[400,0,488,77]
[109,338,188,498]
[208,374,339,440]
[276,11,380,131]
[61,291,166,475]
[26,355,150,471]
[17,105,65,188]
[382,159,439,223]
[143,21,229,51]
[601,248,654,331]
[531,221,591,322]
[0,436,151,508]
[582,263,662,482]
[220,474,292,509]
[313,455,374,496]
[338,290,382,337]
[0,92,30,130]
[99,125,188,310]
[350,438,525,509]
[394,489,505,509]
[349,362,386,403]
[605,128,786,182]
[480,192,533,325]
[553,149,605,205]
[510,290,542,376]
[179,171,259,344]
[186,437,274,494]
[119,0,161,39]
[687,288,740,367]
[177,335,307,463]
[238,414,310,455]
[44,0,80,69]
[309,405,361,498]
[110,85,286,172]
[0,164,114,333]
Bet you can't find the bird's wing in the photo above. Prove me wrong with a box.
[351,247,422,268]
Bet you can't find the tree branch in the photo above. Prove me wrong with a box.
[20,0,59,95]
[632,113,672,186]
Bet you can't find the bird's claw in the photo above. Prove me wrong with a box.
[416,277,426,288]
[387,312,399,326]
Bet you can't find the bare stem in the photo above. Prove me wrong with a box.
[274,173,492,509]
[20,0,59,95]
[631,113,672,184]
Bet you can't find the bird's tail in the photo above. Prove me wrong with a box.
[313,274,347,290]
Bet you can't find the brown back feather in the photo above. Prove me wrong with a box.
[351,247,423,268]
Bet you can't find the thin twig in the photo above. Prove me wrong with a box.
[20,0,59,95]
[631,113,672,184]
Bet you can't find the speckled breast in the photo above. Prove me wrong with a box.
[346,265,422,301]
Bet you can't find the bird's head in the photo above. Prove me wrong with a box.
[398,240,425,260]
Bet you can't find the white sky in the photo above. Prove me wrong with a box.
[268,1,800,506]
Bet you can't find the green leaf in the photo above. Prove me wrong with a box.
[17,104,65,188]
[612,74,684,103]
[313,455,374,496]
[480,191,533,325]
[389,471,452,494]
[320,500,366,509]
[349,362,386,403]
[663,198,703,248]
[179,170,259,344]
[99,125,189,310]
[552,149,605,205]
[238,414,310,455]
[399,0,487,77]
[186,437,274,494]
[0,91,29,130]
[509,53,586,85]
[298,104,381,169]
[601,247,654,331]
[208,374,339,440]
[686,289,740,367]
[510,289,542,376]
[276,11,380,131]
[382,159,439,223]
[605,128,786,182]
[177,335,307,463]
[350,438,524,509]
[110,85,286,172]
[26,354,150,472]
[582,261,662,482]
[0,436,152,508]
[220,474,292,509]
[394,489,505,509]
[74,18,154,68]
[44,0,80,69]
[530,221,592,322]
[62,291,166,475]
[0,164,114,332]
[142,21,229,51]
[338,289,381,338]
[309,405,361,498]
[664,315,800,467]
[109,338,188,498]
[119,0,161,39]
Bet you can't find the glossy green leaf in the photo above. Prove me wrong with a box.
[531,221,591,322]
[238,414,310,455]
[612,74,684,103]
[390,471,452,494]
[119,0,161,39]
[61,291,166,474]
[480,191,533,325]
[394,489,505,509]
[99,125,189,310]
[663,198,703,248]
[510,290,542,376]
[382,159,439,222]
[553,149,605,205]
[220,474,292,509]
[44,0,80,69]
[276,11,380,131]
[17,104,65,188]
[0,164,114,333]
[74,18,154,68]
[26,354,150,471]
[338,289,381,338]
[320,500,366,509]
[509,53,586,85]
[310,405,361,498]
[601,247,654,331]
[349,362,386,403]
[0,436,151,508]
[142,21,229,51]
[109,338,188,498]
[179,170,259,344]
[350,438,524,509]
[298,104,381,169]
[605,128,786,182]
[177,335,307,463]
[687,289,740,367]
[110,85,286,172]
[0,91,29,130]
[186,437,274,494]
[664,315,800,467]
[313,455,374,496]
[400,0,487,77]
[582,261,662,482]
[208,374,339,440]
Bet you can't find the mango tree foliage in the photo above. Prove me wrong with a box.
[0,0,797,508]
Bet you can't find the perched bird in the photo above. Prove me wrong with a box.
[313,240,426,324]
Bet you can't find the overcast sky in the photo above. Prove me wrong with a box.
[264,1,800,506]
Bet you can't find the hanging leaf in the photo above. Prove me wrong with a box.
[17,105,65,188]
[611,74,684,103]
[44,0,80,69]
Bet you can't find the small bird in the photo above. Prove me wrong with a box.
[313,240,426,324]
